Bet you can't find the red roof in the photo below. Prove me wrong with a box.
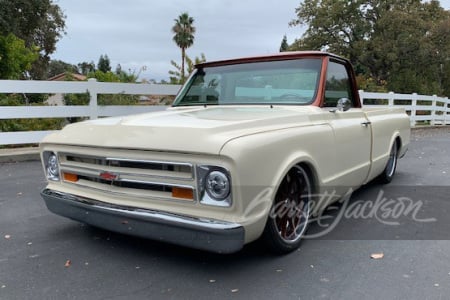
[196,51,349,68]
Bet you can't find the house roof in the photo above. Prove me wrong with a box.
[48,73,87,81]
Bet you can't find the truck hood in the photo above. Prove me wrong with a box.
[42,106,321,154]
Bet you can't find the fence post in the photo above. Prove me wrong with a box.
[445,97,450,126]
[431,95,437,126]
[359,90,365,107]
[388,91,395,107]
[87,78,98,119]
[410,93,417,128]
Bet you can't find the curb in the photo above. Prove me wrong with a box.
[0,147,40,163]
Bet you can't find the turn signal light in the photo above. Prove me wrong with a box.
[172,187,194,200]
[63,172,79,182]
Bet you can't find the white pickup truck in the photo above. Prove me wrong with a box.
[40,51,410,254]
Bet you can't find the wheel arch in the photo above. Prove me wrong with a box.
[389,133,402,160]
[270,155,320,206]
[390,131,402,152]
[394,135,402,153]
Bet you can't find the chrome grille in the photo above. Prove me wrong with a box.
[58,153,196,202]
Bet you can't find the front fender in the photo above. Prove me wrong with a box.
[219,124,335,242]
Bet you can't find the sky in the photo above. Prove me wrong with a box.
[51,0,450,82]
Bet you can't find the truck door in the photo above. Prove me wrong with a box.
[322,60,372,188]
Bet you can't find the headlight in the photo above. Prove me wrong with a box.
[206,170,230,200]
[197,165,232,207]
[43,151,60,181]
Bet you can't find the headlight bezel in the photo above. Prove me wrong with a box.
[197,165,232,207]
[43,151,60,182]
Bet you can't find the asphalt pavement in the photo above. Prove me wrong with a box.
[0,127,449,300]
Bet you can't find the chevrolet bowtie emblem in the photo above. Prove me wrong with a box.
[99,171,119,181]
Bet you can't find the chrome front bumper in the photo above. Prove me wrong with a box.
[40,189,245,253]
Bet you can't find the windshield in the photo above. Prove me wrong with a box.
[173,58,322,106]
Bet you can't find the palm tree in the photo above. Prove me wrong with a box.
[172,12,196,83]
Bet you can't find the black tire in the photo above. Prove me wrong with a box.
[378,140,398,184]
[262,165,312,254]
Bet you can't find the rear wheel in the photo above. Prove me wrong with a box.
[262,165,312,254]
[378,140,398,184]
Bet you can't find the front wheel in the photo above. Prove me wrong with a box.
[262,165,312,254]
[378,140,398,184]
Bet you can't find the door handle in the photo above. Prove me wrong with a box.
[361,121,371,127]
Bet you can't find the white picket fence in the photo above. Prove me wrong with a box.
[361,91,450,128]
[0,79,181,145]
[0,79,449,146]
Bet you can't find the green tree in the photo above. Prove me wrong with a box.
[432,17,450,96]
[0,33,46,104]
[0,0,66,79]
[360,0,449,94]
[289,0,372,68]
[98,54,111,73]
[169,53,206,84]
[168,60,182,84]
[172,12,196,83]
[290,0,450,95]
[78,61,96,75]
[280,35,289,52]
[0,33,39,79]
[115,64,122,75]
[47,60,78,78]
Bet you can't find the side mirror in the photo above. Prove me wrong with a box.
[337,98,351,112]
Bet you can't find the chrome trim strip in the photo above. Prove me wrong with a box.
[61,178,197,202]
[60,183,189,203]
[59,165,194,182]
[106,157,194,179]
[113,172,193,182]
[118,178,194,191]
[41,188,245,253]
[106,157,193,169]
